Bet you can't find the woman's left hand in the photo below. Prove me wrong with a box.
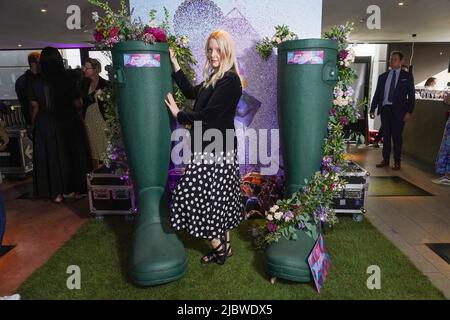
[165,93,180,118]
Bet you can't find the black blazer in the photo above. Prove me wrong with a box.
[81,76,110,120]
[370,69,415,118]
[173,69,242,153]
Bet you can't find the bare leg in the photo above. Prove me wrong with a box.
[201,238,224,263]
[53,194,64,203]
[226,230,232,255]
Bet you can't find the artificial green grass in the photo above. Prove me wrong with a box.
[18,216,445,300]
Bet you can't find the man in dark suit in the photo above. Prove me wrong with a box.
[370,51,415,170]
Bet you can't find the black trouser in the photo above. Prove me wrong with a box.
[380,105,405,163]
[0,192,5,246]
[374,126,383,143]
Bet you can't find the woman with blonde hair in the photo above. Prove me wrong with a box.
[165,30,244,265]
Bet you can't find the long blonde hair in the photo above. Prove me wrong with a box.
[202,30,242,88]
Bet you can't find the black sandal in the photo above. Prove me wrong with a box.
[201,236,228,265]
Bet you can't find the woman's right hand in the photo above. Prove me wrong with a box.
[169,48,181,72]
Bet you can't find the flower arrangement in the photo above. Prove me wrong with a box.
[89,3,197,168]
[95,88,128,174]
[261,22,359,245]
[89,0,169,48]
[256,25,298,60]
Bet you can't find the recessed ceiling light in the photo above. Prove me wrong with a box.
[18,44,22,47]
[398,2,404,6]
[41,8,47,13]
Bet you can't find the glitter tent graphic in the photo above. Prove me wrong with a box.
[173,1,280,174]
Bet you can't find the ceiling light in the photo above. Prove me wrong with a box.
[41,8,47,13]
[18,44,22,47]
[398,2,404,6]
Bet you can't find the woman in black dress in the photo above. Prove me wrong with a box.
[28,47,92,203]
[165,30,244,265]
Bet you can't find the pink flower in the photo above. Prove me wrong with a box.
[109,27,120,39]
[267,221,278,233]
[339,50,349,61]
[340,116,348,126]
[94,29,104,42]
[143,27,167,42]
[106,36,120,47]
[142,32,156,44]
[329,108,337,116]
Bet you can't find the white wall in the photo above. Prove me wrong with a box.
[353,43,388,131]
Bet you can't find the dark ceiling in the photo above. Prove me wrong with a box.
[0,0,449,50]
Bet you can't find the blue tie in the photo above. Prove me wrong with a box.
[388,70,397,103]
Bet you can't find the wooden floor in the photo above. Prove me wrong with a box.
[0,178,89,296]
[0,146,449,298]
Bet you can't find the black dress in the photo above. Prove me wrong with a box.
[170,69,245,240]
[28,73,92,198]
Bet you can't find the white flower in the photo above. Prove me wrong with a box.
[267,214,274,221]
[275,37,282,44]
[92,12,99,22]
[285,34,292,41]
[270,205,279,213]
[274,212,283,221]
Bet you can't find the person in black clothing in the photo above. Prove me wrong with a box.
[80,58,110,169]
[165,30,244,265]
[28,47,92,203]
[15,52,40,128]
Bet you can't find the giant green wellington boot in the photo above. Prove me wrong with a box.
[265,39,338,283]
[112,41,187,286]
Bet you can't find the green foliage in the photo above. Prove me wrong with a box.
[255,25,298,60]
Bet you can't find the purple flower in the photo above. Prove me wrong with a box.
[314,206,327,222]
[297,222,305,230]
[339,25,346,32]
[330,165,341,173]
[321,156,333,167]
[283,211,294,221]
[267,221,278,233]
[340,116,348,126]
[329,108,337,116]
[339,50,349,61]
[344,86,354,97]
[334,87,344,98]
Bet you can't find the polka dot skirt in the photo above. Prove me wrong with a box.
[170,150,245,240]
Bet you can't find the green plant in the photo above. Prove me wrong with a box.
[256,25,298,60]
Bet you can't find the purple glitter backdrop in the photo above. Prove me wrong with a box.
[172,0,280,175]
